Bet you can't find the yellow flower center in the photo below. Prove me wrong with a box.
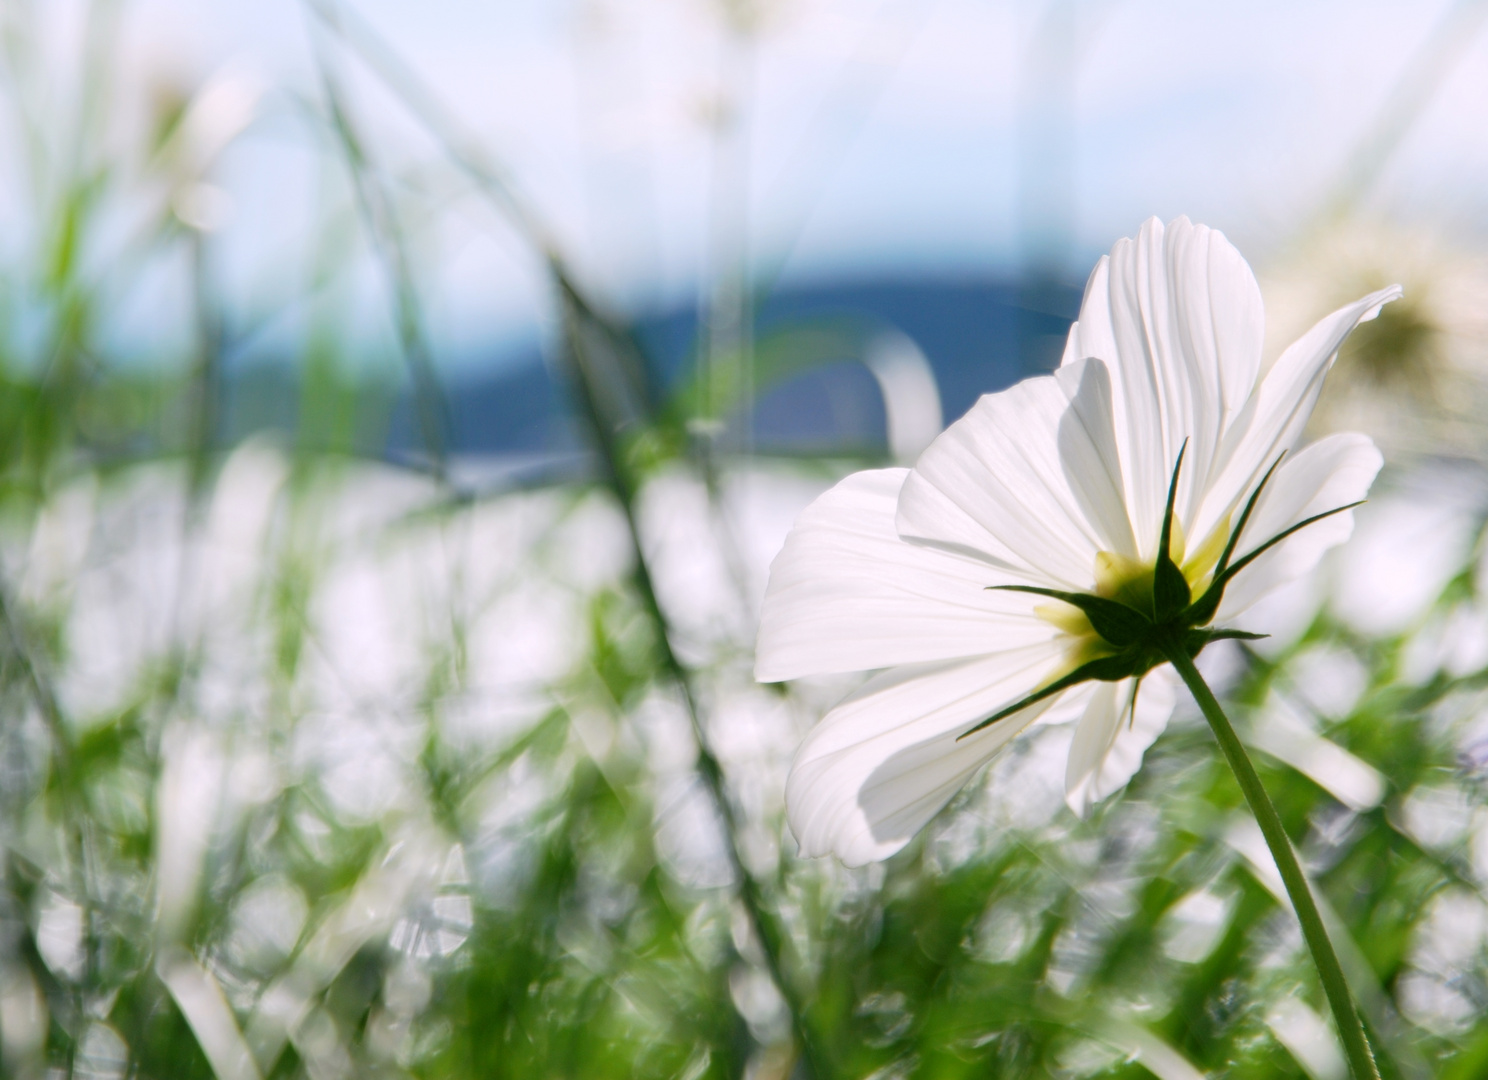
[1034,515,1232,674]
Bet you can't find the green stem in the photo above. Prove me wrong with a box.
[555,287,828,1079]
[1161,640,1381,1080]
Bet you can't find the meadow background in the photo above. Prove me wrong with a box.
[2,1,1488,1078]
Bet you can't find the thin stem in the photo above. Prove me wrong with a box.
[1161,640,1380,1080]
[310,31,449,481]
[555,288,827,1079]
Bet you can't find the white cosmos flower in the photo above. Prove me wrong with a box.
[755,216,1400,867]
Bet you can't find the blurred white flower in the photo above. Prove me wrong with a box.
[1264,220,1488,458]
[756,216,1398,865]
[146,64,263,231]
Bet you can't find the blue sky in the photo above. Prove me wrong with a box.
[7,0,1488,371]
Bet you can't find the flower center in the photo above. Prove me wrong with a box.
[1036,515,1232,670]
[963,445,1359,740]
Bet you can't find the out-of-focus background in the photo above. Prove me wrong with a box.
[3,1,1488,1077]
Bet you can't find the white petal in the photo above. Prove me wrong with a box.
[1167,218,1266,431]
[1216,433,1383,621]
[755,469,1055,682]
[895,357,1134,590]
[1060,254,1117,368]
[1195,286,1401,544]
[1096,217,1268,556]
[1064,668,1179,818]
[786,644,1078,865]
[1055,360,1138,560]
[1099,222,1172,556]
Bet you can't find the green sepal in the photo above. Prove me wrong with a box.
[1215,452,1286,580]
[1217,501,1364,582]
[1196,628,1269,643]
[1184,584,1222,629]
[958,651,1140,740]
[1184,452,1285,627]
[1183,500,1363,627]
[1182,628,1269,656]
[987,585,1152,647]
[965,446,1358,744]
[1153,441,1192,621]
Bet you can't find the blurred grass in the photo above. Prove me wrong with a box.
[1,3,1488,1080]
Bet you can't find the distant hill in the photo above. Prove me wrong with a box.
[222,276,1081,480]
[400,275,1077,453]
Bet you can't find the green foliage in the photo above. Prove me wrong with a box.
[9,389,1488,1080]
